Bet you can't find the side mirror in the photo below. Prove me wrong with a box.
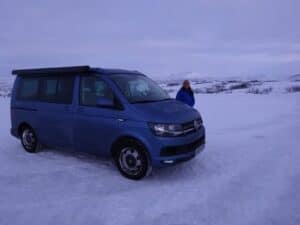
[96,96,114,107]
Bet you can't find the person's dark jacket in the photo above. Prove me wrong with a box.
[176,87,195,107]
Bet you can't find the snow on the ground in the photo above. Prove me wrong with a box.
[0,93,300,225]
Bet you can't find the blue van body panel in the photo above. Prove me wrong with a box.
[74,106,121,154]
[10,68,206,168]
[34,102,74,148]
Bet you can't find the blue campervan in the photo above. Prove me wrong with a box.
[10,66,205,179]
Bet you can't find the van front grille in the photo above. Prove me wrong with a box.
[182,121,196,135]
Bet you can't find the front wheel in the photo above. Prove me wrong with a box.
[115,140,151,180]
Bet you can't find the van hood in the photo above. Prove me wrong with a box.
[130,99,200,123]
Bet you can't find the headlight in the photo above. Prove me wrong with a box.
[148,123,183,137]
[149,118,203,137]
[194,118,202,130]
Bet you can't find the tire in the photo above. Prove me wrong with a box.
[114,139,151,180]
[20,126,39,153]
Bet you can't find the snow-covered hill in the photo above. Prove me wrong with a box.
[161,79,300,95]
[289,74,300,81]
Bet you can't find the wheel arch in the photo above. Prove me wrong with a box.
[110,135,152,162]
[17,122,33,137]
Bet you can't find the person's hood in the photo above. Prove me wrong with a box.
[129,99,200,123]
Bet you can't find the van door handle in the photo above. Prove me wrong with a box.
[117,118,126,122]
[78,107,85,113]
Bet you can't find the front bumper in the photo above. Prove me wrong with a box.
[150,125,206,167]
[160,143,205,165]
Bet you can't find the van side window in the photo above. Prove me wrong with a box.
[40,76,74,104]
[57,77,75,104]
[40,78,58,102]
[17,77,39,100]
[80,76,114,106]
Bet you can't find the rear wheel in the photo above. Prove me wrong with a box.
[115,140,151,180]
[20,127,39,153]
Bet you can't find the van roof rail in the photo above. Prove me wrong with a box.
[12,65,91,75]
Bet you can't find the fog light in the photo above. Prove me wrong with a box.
[163,160,175,164]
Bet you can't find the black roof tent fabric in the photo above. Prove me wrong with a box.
[12,66,91,76]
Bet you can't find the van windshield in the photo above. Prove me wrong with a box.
[110,74,170,103]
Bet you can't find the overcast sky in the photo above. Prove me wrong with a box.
[1,0,300,78]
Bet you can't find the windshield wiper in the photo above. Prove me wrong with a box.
[157,98,172,102]
[131,100,158,104]
[131,98,171,104]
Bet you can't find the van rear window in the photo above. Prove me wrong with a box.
[17,78,39,100]
[17,76,74,104]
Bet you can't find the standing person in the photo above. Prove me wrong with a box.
[176,80,195,107]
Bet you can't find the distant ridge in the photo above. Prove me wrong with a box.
[159,72,286,82]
